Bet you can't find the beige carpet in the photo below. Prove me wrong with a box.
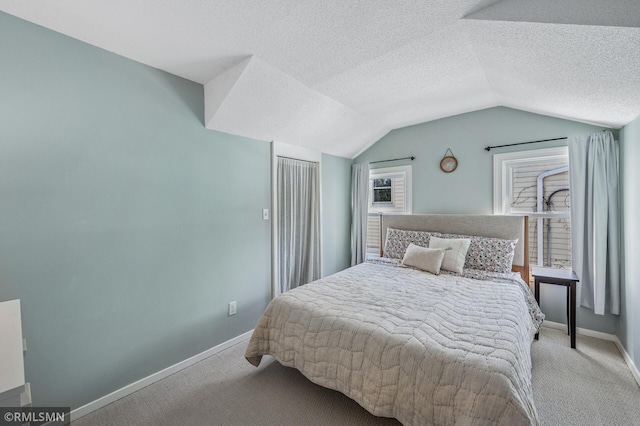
[531,328,640,426]
[72,328,640,425]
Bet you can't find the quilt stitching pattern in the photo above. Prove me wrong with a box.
[246,262,541,426]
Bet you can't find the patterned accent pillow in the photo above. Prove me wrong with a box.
[431,232,518,273]
[383,228,431,259]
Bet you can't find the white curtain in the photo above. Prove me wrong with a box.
[351,163,369,266]
[569,131,620,315]
[277,157,321,293]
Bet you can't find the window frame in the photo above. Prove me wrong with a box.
[493,146,571,268]
[371,177,394,206]
[368,165,412,213]
[493,147,569,216]
[366,165,412,256]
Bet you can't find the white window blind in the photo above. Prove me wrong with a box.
[366,165,412,254]
[494,147,571,269]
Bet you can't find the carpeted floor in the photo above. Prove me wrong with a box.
[72,327,640,426]
[531,328,640,426]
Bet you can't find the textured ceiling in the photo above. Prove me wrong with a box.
[1,0,639,158]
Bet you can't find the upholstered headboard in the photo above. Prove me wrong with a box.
[380,214,530,281]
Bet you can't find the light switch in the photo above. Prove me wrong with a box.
[263,209,269,220]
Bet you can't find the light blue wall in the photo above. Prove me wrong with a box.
[355,107,618,333]
[619,114,640,369]
[321,154,352,276]
[0,12,274,409]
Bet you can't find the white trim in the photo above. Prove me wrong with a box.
[524,212,571,219]
[70,330,254,422]
[541,320,616,341]
[541,321,640,387]
[369,165,412,214]
[56,321,640,424]
[614,338,640,388]
[371,177,393,207]
[0,299,25,394]
[271,141,322,163]
[493,146,569,215]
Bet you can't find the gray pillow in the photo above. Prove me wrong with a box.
[401,243,446,275]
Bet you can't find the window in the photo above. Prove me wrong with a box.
[494,147,571,269]
[366,165,412,255]
[372,178,393,205]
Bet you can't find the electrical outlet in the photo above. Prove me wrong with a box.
[228,301,237,316]
[262,208,269,220]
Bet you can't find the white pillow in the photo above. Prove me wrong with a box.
[401,244,446,275]
[429,236,471,274]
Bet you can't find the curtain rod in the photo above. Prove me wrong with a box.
[484,137,567,152]
[369,156,415,164]
[276,155,318,163]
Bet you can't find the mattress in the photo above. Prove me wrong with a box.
[245,261,542,425]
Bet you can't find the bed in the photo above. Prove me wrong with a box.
[245,214,543,425]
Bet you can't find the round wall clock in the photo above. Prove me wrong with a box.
[440,148,458,173]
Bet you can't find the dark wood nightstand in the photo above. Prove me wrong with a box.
[532,267,579,349]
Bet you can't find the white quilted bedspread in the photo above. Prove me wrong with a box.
[245,262,541,426]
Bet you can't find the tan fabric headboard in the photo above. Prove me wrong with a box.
[381,214,529,281]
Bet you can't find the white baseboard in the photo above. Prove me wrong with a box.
[61,323,640,422]
[541,320,617,342]
[70,330,253,422]
[613,339,640,388]
[541,321,640,387]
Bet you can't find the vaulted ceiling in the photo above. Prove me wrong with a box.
[2,0,639,158]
